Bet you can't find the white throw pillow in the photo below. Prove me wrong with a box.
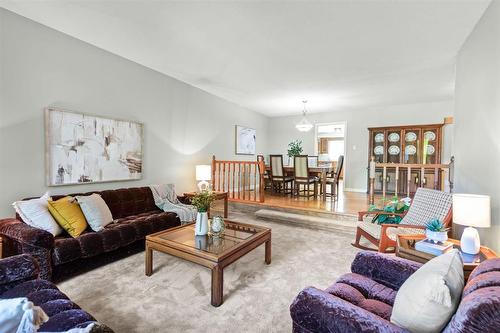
[76,194,113,232]
[12,192,62,236]
[0,297,48,333]
[391,249,464,333]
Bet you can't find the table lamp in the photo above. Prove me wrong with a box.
[453,194,491,255]
[196,165,211,192]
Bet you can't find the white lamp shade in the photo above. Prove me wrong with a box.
[196,165,211,181]
[453,194,491,228]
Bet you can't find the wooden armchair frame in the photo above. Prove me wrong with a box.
[354,205,452,253]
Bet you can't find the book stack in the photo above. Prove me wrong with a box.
[415,239,454,256]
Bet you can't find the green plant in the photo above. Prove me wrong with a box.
[287,140,303,157]
[425,219,449,232]
[190,191,216,213]
[368,195,410,224]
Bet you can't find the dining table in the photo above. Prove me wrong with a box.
[265,164,335,200]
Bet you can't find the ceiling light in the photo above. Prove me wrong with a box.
[295,100,313,132]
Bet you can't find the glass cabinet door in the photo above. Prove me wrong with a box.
[422,129,438,164]
[386,130,402,163]
[403,129,420,164]
[372,130,385,163]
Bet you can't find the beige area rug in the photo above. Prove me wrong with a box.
[58,212,360,333]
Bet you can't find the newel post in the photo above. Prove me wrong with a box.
[258,156,266,203]
[211,155,216,191]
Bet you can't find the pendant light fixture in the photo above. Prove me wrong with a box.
[295,100,313,132]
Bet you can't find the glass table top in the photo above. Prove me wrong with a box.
[157,223,260,255]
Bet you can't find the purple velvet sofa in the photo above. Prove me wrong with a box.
[0,254,113,332]
[0,187,181,281]
[290,251,500,333]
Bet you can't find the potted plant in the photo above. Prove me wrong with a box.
[287,140,303,166]
[368,195,410,224]
[424,219,449,243]
[190,191,216,236]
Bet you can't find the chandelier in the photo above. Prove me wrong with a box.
[295,100,313,132]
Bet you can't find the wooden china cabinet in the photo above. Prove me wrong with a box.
[367,123,444,195]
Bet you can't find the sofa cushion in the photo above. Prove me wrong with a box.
[1,279,57,299]
[51,210,180,267]
[39,309,95,332]
[326,273,397,320]
[52,237,82,266]
[443,258,500,333]
[41,299,80,317]
[99,187,158,219]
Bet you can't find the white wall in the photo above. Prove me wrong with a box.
[267,101,454,191]
[0,9,268,217]
[453,1,500,251]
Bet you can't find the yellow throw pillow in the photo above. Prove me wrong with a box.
[48,196,88,238]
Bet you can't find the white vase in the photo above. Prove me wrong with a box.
[195,212,209,236]
[425,230,448,243]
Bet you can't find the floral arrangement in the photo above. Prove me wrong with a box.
[368,195,411,224]
[287,140,303,157]
[190,191,216,213]
[425,219,449,232]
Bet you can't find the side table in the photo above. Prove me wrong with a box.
[396,234,497,280]
[183,191,228,218]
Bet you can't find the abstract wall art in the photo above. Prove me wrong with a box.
[45,108,143,186]
[235,125,256,155]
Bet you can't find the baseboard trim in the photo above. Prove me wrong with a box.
[344,188,367,193]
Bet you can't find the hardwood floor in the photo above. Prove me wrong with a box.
[220,181,385,216]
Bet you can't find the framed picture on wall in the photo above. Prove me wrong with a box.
[45,107,143,186]
[235,125,256,155]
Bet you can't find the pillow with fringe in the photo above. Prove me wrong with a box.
[391,249,464,333]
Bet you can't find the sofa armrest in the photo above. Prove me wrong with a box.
[290,287,408,333]
[351,251,422,290]
[0,254,39,293]
[0,218,54,249]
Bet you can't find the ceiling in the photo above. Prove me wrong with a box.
[0,1,491,116]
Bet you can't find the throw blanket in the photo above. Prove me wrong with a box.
[149,184,197,223]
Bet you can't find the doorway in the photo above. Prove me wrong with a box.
[314,122,347,183]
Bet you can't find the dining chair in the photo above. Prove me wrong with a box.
[325,155,344,199]
[307,155,319,167]
[293,155,319,198]
[269,154,293,194]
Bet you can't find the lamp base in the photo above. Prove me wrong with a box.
[197,180,210,192]
[460,226,480,255]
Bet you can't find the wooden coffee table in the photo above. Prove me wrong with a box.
[396,234,497,280]
[145,220,271,307]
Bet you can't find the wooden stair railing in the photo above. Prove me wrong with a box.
[211,155,265,203]
[368,157,454,204]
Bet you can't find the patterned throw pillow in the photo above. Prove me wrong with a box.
[48,196,88,238]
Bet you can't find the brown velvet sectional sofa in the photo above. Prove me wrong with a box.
[0,186,181,281]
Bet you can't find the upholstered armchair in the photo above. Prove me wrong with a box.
[0,254,113,332]
[354,188,452,252]
[290,251,500,333]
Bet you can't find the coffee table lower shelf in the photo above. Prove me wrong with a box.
[145,221,271,307]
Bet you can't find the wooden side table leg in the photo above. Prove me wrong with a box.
[211,265,224,307]
[224,194,228,218]
[265,239,272,265]
[322,170,327,201]
[145,244,153,276]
